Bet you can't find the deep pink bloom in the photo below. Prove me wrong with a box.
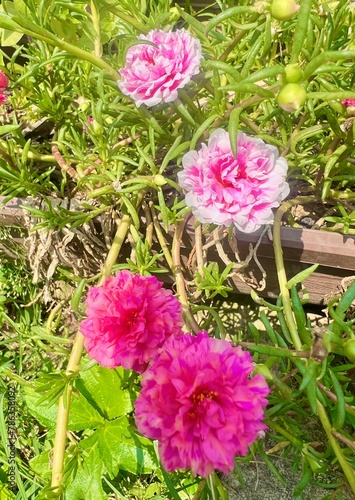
[341,98,355,107]
[178,129,290,233]
[135,332,270,477]
[0,71,9,90]
[80,271,183,373]
[118,29,202,107]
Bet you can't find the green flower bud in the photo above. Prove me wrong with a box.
[79,100,90,112]
[284,63,303,83]
[153,174,167,187]
[270,0,299,20]
[343,338,355,362]
[277,83,306,112]
[91,119,103,135]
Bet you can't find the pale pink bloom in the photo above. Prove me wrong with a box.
[118,29,202,107]
[178,129,290,233]
[80,271,183,373]
[135,332,270,477]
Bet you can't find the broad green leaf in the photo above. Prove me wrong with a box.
[0,28,23,46]
[24,386,104,430]
[82,417,158,477]
[29,450,51,478]
[76,365,136,420]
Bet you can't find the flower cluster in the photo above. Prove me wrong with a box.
[178,129,290,233]
[80,271,183,373]
[135,332,270,477]
[118,29,202,107]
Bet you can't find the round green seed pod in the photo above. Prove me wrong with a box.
[270,0,299,20]
[277,83,306,112]
[284,63,303,83]
[153,174,167,187]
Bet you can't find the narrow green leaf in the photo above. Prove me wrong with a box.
[0,124,21,136]
[120,195,139,229]
[206,60,242,82]
[71,279,86,313]
[299,358,316,391]
[329,369,345,429]
[190,114,220,150]
[204,6,256,35]
[228,108,244,158]
[286,264,319,289]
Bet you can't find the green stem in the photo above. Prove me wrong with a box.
[51,213,132,492]
[10,19,118,80]
[90,0,102,58]
[316,401,355,495]
[172,218,200,333]
[273,196,315,350]
[150,203,173,269]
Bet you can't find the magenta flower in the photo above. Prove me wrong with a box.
[341,98,355,107]
[118,29,202,107]
[178,129,290,233]
[80,271,183,373]
[0,71,9,103]
[135,332,270,477]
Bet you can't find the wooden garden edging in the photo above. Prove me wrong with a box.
[2,197,355,304]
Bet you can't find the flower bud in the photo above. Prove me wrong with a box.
[277,83,306,112]
[343,338,355,362]
[91,119,103,135]
[342,98,355,118]
[79,100,90,112]
[270,0,299,20]
[284,63,303,83]
[153,174,167,186]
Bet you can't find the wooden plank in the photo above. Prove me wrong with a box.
[1,198,354,304]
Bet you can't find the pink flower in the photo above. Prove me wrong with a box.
[118,29,202,107]
[178,129,290,233]
[0,71,9,104]
[135,332,270,477]
[0,71,9,90]
[341,98,355,107]
[80,271,184,373]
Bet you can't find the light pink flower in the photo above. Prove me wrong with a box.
[178,129,290,233]
[80,271,183,373]
[118,29,202,107]
[135,332,270,477]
